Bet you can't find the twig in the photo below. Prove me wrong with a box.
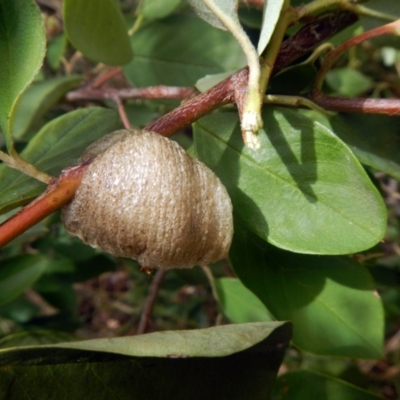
[308,18,400,115]
[0,150,52,184]
[24,289,58,316]
[113,96,131,129]
[310,95,400,116]
[313,18,400,93]
[274,11,358,73]
[0,162,88,248]
[240,0,264,9]
[136,269,167,335]
[91,67,122,89]
[67,86,197,102]
[0,9,359,246]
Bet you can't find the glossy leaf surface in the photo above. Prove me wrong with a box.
[0,0,46,148]
[230,224,384,359]
[215,277,273,323]
[194,108,386,254]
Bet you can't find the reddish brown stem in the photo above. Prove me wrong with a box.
[240,0,264,9]
[274,10,358,74]
[136,269,167,335]
[67,86,198,102]
[147,11,358,135]
[114,97,131,129]
[313,18,400,92]
[0,10,359,247]
[91,67,122,89]
[146,72,239,136]
[311,95,400,116]
[0,163,88,248]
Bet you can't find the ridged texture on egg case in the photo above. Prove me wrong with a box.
[61,130,233,269]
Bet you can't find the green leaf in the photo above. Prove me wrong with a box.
[0,322,291,399]
[301,110,400,181]
[330,113,400,181]
[257,0,285,54]
[123,14,246,87]
[273,370,383,399]
[188,0,239,31]
[194,107,386,255]
[0,107,122,214]
[325,68,373,97]
[46,33,68,70]
[360,0,400,49]
[140,0,181,19]
[195,71,233,92]
[230,224,384,359]
[0,255,46,306]
[13,75,82,140]
[34,274,77,313]
[0,0,46,148]
[63,0,133,65]
[214,277,273,323]
[0,296,39,324]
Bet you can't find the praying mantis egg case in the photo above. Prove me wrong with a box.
[61,129,233,270]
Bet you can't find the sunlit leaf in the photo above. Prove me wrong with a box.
[214,277,273,323]
[230,223,384,359]
[0,0,46,148]
[257,0,285,54]
[188,0,239,31]
[194,108,386,254]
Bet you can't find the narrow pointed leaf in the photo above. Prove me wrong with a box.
[0,108,121,214]
[63,0,133,65]
[257,0,285,54]
[0,255,47,306]
[194,108,386,254]
[0,322,291,399]
[13,75,82,140]
[0,0,46,148]
[230,224,384,359]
